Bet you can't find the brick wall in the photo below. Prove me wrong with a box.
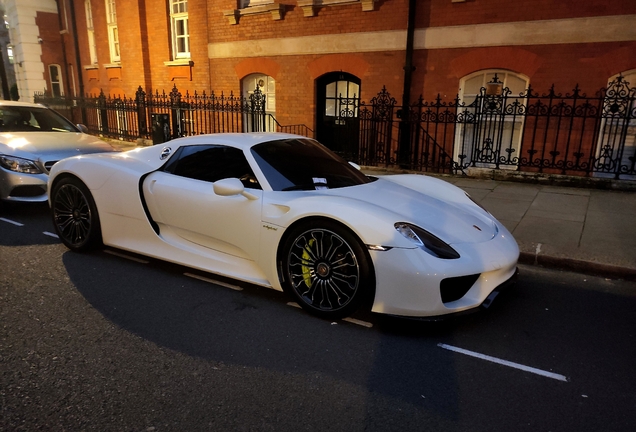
[35,12,66,95]
[422,0,636,27]
[55,0,636,134]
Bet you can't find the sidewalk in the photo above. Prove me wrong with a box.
[437,176,636,281]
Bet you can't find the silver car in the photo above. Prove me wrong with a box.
[0,101,117,202]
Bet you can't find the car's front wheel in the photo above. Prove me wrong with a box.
[51,176,102,252]
[280,220,373,319]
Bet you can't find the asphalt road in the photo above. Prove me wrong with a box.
[1,202,635,431]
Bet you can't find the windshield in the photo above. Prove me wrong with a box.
[251,138,374,191]
[0,106,78,133]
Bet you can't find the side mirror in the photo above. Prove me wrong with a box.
[213,178,258,200]
[348,161,361,170]
[76,124,89,133]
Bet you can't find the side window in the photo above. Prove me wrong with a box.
[164,145,261,189]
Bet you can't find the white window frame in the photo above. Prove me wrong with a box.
[49,64,64,97]
[105,0,120,63]
[85,0,97,64]
[170,0,190,59]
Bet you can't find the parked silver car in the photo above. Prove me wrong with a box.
[0,101,116,202]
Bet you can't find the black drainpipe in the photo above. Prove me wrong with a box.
[67,0,86,123]
[398,0,416,168]
[55,0,71,97]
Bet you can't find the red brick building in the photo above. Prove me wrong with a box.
[6,0,636,176]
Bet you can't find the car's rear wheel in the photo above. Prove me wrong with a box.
[51,177,102,252]
[280,220,373,319]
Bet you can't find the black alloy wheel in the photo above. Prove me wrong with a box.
[281,220,372,319]
[51,177,102,252]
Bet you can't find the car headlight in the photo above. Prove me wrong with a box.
[395,222,460,259]
[0,155,43,174]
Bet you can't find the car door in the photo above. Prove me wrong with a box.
[142,144,263,260]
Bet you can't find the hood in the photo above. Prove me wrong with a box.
[323,178,498,245]
[0,132,116,164]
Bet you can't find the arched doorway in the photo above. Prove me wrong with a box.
[316,72,360,156]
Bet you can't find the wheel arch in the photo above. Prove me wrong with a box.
[48,172,86,206]
[275,215,377,309]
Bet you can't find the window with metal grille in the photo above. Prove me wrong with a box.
[454,70,529,170]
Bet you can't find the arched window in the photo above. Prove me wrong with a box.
[595,70,636,179]
[454,69,529,169]
[242,73,276,132]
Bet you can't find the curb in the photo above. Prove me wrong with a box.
[519,252,636,281]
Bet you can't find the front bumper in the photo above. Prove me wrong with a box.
[0,168,49,202]
[369,228,519,317]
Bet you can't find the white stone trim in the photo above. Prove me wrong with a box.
[3,0,58,102]
[209,14,636,58]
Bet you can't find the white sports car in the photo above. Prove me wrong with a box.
[48,133,519,319]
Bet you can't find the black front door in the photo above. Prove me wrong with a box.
[315,72,361,158]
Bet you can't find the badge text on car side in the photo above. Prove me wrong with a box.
[160,147,172,160]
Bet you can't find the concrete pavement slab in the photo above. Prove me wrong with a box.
[488,183,540,201]
[479,197,532,222]
[512,216,584,250]
[525,192,589,222]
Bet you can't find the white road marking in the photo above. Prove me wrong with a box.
[343,317,373,328]
[104,249,150,264]
[286,302,373,327]
[184,273,243,291]
[0,217,24,226]
[43,231,59,238]
[438,343,569,382]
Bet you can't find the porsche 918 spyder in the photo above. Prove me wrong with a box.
[48,133,519,319]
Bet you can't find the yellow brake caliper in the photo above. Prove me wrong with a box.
[302,239,315,288]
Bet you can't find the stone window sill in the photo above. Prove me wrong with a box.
[164,59,193,67]
[297,0,375,17]
[224,2,284,24]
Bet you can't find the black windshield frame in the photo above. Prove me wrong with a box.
[251,138,372,191]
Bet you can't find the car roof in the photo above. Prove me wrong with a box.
[0,100,47,109]
[172,132,310,151]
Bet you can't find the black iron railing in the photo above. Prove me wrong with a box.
[35,76,636,179]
